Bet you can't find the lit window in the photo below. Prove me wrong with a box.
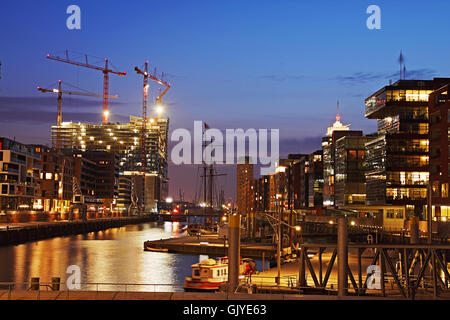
[442,183,449,198]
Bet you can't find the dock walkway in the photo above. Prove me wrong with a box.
[144,235,276,259]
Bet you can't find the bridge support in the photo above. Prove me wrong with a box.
[338,217,348,297]
[410,216,419,244]
[228,214,241,293]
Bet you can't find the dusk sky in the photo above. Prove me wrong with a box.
[1,0,450,202]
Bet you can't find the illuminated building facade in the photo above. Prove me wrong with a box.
[52,116,168,177]
[322,117,362,207]
[364,79,450,218]
[32,145,74,213]
[0,137,41,211]
[308,150,324,208]
[236,156,254,214]
[322,105,351,207]
[52,116,169,212]
[334,135,369,207]
[429,82,450,221]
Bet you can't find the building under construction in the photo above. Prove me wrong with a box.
[51,116,169,212]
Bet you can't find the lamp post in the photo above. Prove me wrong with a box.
[427,182,432,244]
[276,193,281,285]
[264,196,301,287]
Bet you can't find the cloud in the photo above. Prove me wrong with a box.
[259,74,304,82]
[334,69,437,85]
[164,73,188,80]
[386,68,436,79]
[0,96,128,124]
[0,96,124,108]
[279,136,322,156]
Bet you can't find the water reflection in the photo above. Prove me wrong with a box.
[0,221,197,292]
[0,221,269,292]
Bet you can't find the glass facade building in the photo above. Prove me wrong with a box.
[365,79,450,218]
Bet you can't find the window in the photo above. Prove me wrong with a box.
[1,185,7,194]
[194,269,200,276]
[432,181,440,197]
[442,183,449,198]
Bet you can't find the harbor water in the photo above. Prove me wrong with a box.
[0,221,268,292]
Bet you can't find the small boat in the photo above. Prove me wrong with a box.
[187,224,217,236]
[143,243,169,252]
[184,257,255,292]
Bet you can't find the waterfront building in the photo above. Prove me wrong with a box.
[429,82,450,221]
[322,103,351,207]
[32,145,74,213]
[52,116,169,212]
[67,151,101,209]
[334,135,369,207]
[322,109,363,208]
[0,137,41,211]
[308,150,324,209]
[117,175,132,214]
[236,156,254,214]
[80,150,120,213]
[364,79,450,219]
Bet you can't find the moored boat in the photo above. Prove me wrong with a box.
[144,246,169,252]
[183,257,255,292]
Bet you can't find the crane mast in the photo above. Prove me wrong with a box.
[134,61,149,173]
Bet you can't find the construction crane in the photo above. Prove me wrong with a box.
[134,62,171,173]
[154,71,171,104]
[146,66,171,118]
[134,61,150,173]
[46,50,126,124]
[37,80,118,152]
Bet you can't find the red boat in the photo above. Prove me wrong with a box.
[183,257,255,292]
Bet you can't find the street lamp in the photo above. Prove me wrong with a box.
[264,196,301,286]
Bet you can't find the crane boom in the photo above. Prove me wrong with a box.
[46,50,126,124]
[37,87,118,99]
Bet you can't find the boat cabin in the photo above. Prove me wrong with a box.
[191,258,229,281]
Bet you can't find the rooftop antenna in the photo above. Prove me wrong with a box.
[403,65,407,80]
[336,100,340,122]
[398,50,404,80]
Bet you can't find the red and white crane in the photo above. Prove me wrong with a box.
[46,50,126,124]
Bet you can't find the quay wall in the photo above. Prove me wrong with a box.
[0,216,159,246]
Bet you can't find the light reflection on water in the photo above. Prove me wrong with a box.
[0,221,200,292]
[0,221,269,292]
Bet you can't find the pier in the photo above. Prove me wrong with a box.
[144,235,276,259]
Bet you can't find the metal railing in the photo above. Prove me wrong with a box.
[0,281,185,300]
[297,243,450,299]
